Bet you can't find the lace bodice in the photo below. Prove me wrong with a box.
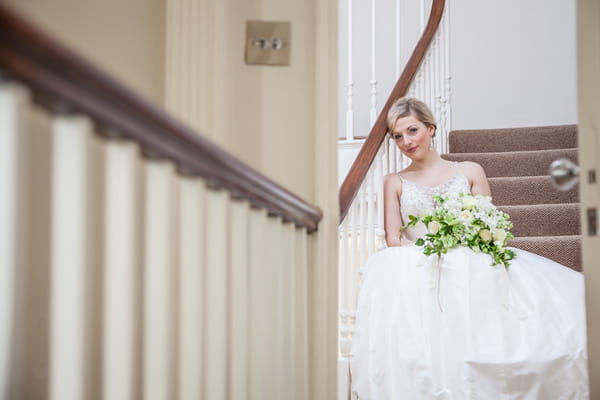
[399,168,472,241]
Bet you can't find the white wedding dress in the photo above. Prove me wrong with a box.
[350,171,589,399]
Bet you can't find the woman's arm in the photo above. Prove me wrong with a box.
[462,161,492,196]
[383,174,412,246]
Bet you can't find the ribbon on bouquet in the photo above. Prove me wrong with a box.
[416,253,444,311]
[416,250,516,314]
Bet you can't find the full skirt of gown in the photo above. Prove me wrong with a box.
[350,245,588,399]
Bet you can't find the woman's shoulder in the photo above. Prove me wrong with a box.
[383,172,404,190]
[456,160,487,177]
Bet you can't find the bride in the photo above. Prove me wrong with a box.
[350,97,589,399]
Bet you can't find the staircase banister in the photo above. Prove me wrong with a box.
[0,4,322,232]
[339,0,446,223]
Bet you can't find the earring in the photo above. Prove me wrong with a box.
[429,135,435,150]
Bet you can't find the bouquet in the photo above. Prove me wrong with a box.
[403,193,516,269]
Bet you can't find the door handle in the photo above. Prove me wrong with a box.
[550,158,580,191]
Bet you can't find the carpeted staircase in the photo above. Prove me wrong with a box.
[442,125,581,271]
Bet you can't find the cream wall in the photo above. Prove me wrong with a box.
[165,0,320,202]
[2,0,166,108]
[451,0,577,130]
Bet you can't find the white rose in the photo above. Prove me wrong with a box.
[493,229,507,242]
[462,196,477,209]
[427,220,441,234]
[479,229,492,242]
[459,210,473,223]
[446,200,462,214]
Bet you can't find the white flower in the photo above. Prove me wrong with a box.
[444,198,462,215]
[459,210,473,223]
[462,195,477,209]
[414,193,515,268]
[479,229,492,242]
[475,195,494,213]
[427,220,441,234]
[492,229,507,242]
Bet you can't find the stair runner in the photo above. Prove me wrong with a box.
[442,125,581,271]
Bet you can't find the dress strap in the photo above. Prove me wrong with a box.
[397,172,405,182]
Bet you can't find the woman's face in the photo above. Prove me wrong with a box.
[391,114,435,160]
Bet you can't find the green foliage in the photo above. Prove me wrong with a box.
[402,193,516,269]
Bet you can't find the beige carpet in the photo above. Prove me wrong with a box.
[443,124,581,271]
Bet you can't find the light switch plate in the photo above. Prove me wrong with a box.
[245,20,290,66]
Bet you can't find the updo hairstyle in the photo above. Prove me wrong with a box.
[386,97,437,137]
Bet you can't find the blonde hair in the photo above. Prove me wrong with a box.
[386,97,437,136]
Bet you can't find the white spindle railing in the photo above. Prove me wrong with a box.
[50,115,91,400]
[103,139,138,400]
[345,0,355,141]
[338,1,452,398]
[0,84,27,400]
[177,175,205,400]
[228,199,249,399]
[0,78,319,399]
[144,160,176,400]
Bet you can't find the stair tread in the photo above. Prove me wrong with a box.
[489,176,579,205]
[499,203,580,237]
[446,124,581,270]
[508,235,581,272]
[449,124,577,153]
[443,148,578,177]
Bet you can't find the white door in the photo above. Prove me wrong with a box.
[578,0,600,394]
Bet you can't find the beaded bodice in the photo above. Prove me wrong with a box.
[399,171,472,241]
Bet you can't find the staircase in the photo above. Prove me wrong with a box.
[443,124,581,271]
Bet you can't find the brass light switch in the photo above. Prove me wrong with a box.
[245,20,290,66]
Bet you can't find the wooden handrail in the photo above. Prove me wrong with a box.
[0,4,322,233]
[338,0,446,222]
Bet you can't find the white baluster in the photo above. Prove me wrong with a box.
[281,222,295,398]
[440,9,448,153]
[346,0,355,141]
[369,0,378,125]
[0,84,29,399]
[382,135,390,176]
[435,30,443,153]
[420,0,426,33]
[49,115,92,400]
[349,201,358,319]
[443,1,453,152]
[204,189,229,399]
[358,183,367,265]
[367,166,375,256]
[421,49,431,107]
[248,208,267,400]
[269,217,285,398]
[339,219,349,359]
[375,148,386,251]
[389,137,398,173]
[144,160,176,400]
[103,139,139,400]
[294,229,308,399]
[178,176,206,400]
[395,0,401,78]
[229,199,250,399]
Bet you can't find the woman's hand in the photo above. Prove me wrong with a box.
[400,238,415,246]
